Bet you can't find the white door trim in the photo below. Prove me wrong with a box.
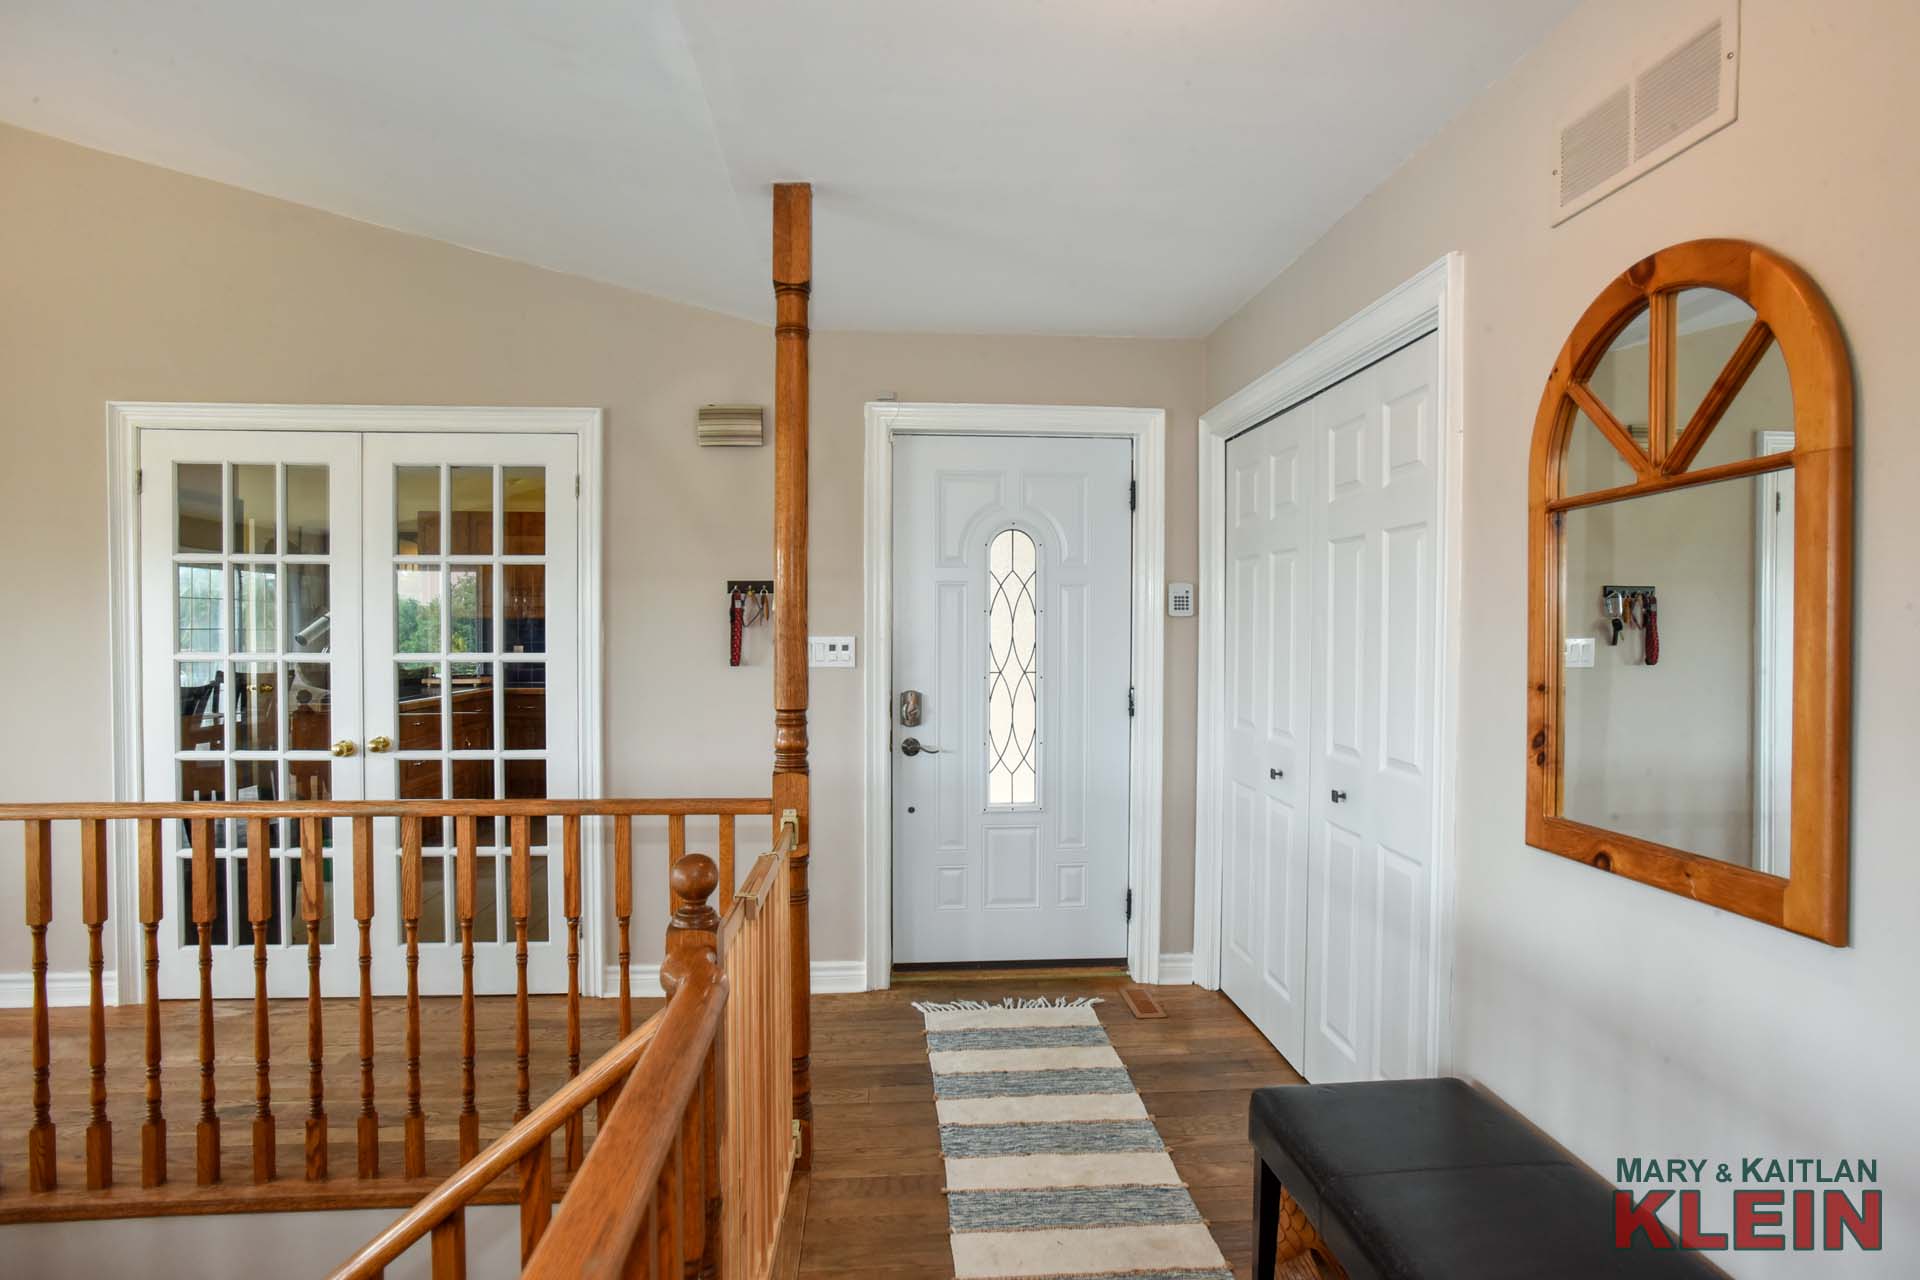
[863,403,1167,991]
[105,402,605,1005]
[1193,255,1465,1073]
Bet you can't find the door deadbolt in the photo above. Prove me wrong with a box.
[899,690,924,727]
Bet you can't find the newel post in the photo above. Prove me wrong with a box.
[661,854,721,996]
[771,180,815,1166]
[663,853,722,1280]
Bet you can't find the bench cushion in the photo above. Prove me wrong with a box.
[1251,1079,1726,1280]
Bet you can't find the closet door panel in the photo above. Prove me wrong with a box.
[1220,402,1313,1068]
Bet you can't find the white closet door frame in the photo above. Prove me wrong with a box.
[106,403,604,1006]
[1192,256,1466,1074]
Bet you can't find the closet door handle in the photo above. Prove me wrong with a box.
[1269,768,1284,780]
[1330,789,1348,804]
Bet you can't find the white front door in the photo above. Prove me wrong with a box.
[1218,332,1442,1083]
[140,426,580,998]
[891,434,1133,964]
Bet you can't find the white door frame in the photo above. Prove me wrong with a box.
[106,402,605,1005]
[1192,255,1465,1073]
[863,404,1167,991]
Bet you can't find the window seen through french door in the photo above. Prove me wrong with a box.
[140,428,580,999]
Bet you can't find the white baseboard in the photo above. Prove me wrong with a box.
[1154,952,1195,985]
[0,969,119,1009]
[600,959,872,1000]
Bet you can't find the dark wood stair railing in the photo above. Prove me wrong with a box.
[0,797,771,1221]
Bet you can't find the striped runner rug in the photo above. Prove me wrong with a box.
[916,997,1233,1280]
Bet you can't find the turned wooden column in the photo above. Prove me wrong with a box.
[771,180,815,1167]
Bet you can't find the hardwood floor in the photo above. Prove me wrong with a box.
[795,972,1303,1279]
[0,974,1301,1277]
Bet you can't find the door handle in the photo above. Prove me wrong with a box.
[1269,768,1284,780]
[900,737,941,757]
[367,735,393,754]
[1330,789,1348,803]
[331,739,357,758]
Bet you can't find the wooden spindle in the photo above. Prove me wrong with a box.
[667,815,686,890]
[660,1134,686,1280]
[772,180,816,1167]
[511,815,532,1122]
[302,816,328,1181]
[192,817,220,1185]
[680,1067,708,1280]
[25,818,56,1191]
[563,814,582,1171]
[354,815,379,1179]
[456,814,479,1164]
[431,1211,467,1280]
[702,1048,721,1276]
[247,817,276,1184]
[717,815,735,913]
[402,817,426,1179]
[519,1137,553,1264]
[81,818,113,1189]
[138,818,167,1187]
[616,817,633,1037]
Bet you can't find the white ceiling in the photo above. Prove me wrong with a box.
[0,0,1576,336]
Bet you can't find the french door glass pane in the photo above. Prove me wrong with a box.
[397,663,442,750]
[503,467,546,553]
[234,662,277,750]
[396,466,440,555]
[177,463,222,552]
[450,566,493,652]
[395,564,441,654]
[178,661,224,750]
[234,564,278,652]
[232,464,278,555]
[450,466,493,555]
[503,663,545,748]
[177,566,222,653]
[287,663,332,749]
[285,465,330,554]
[503,565,544,652]
[289,565,331,651]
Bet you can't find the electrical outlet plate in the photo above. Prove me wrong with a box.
[809,636,856,668]
[1564,637,1596,668]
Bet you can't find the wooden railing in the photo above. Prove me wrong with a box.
[0,797,768,1212]
[329,829,797,1279]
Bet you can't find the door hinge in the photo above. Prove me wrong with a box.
[135,468,144,495]
[1128,687,1136,718]
[791,1119,804,1159]
[1125,888,1133,922]
[1128,479,1137,511]
[575,475,581,497]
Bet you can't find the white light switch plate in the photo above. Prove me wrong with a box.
[809,635,856,668]
[1564,637,1596,668]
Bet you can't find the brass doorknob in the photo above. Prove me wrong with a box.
[368,735,393,753]
[331,739,357,757]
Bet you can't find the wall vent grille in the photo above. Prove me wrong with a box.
[1634,20,1724,159]
[1553,2,1739,225]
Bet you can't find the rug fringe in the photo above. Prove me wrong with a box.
[911,996,1104,1014]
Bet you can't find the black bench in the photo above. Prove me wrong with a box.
[1250,1079,1728,1280]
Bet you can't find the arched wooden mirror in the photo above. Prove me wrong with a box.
[1527,239,1853,944]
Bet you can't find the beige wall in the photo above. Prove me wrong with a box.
[1205,0,1917,1271]
[0,121,1204,973]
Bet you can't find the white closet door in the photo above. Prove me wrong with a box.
[1304,333,1441,1084]
[1220,404,1314,1066]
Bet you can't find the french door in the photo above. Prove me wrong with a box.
[140,427,579,998]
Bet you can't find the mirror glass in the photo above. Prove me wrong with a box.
[1560,469,1795,874]
[1671,287,1792,469]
